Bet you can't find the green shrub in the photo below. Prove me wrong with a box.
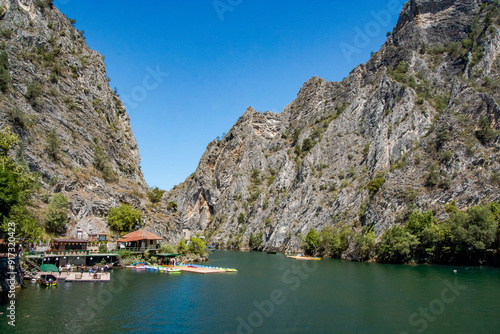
[93,145,107,171]
[238,213,246,224]
[462,38,472,49]
[177,239,188,255]
[367,177,385,194]
[119,250,132,259]
[435,125,450,149]
[188,236,207,256]
[490,171,500,186]
[45,128,60,160]
[6,107,33,129]
[102,165,118,183]
[26,80,43,101]
[302,138,314,152]
[249,232,263,249]
[0,51,10,92]
[302,228,319,256]
[320,224,350,258]
[353,228,376,261]
[147,186,165,204]
[377,225,419,263]
[476,115,497,145]
[160,244,177,254]
[444,205,497,254]
[426,162,440,187]
[440,150,453,163]
[167,201,177,212]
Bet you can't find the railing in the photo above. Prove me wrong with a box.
[118,246,159,253]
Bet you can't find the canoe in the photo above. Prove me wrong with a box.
[286,255,321,260]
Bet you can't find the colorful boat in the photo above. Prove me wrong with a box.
[176,263,238,272]
[127,262,147,270]
[39,274,57,287]
[286,255,321,260]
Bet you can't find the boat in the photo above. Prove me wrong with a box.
[176,263,238,272]
[286,255,321,260]
[128,262,147,270]
[39,274,57,287]
[267,251,277,254]
[145,265,160,271]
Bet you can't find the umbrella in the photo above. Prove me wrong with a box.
[40,264,59,272]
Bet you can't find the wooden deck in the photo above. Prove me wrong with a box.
[174,266,226,274]
[65,272,111,282]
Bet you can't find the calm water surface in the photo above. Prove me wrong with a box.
[1,250,499,333]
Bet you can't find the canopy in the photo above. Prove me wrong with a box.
[40,264,59,272]
[156,253,181,257]
[117,230,163,243]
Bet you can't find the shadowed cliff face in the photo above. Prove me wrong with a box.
[0,0,157,238]
[163,0,500,257]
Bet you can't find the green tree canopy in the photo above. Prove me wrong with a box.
[377,225,419,263]
[45,193,70,234]
[0,127,41,238]
[107,204,141,233]
[303,228,319,256]
[188,236,207,256]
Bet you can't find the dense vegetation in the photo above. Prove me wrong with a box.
[302,201,500,264]
[0,127,41,239]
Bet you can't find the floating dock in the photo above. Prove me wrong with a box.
[32,271,111,282]
[65,272,111,282]
[174,266,226,274]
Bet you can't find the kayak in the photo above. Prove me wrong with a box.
[286,255,321,260]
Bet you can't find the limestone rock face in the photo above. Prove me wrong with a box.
[0,0,156,238]
[165,0,500,256]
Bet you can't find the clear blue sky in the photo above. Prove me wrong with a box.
[55,0,405,191]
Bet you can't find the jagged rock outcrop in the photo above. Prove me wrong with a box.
[0,0,170,239]
[165,0,500,257]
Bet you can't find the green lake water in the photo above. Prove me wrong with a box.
[1,250,499,333]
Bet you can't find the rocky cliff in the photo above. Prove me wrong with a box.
[0,0,156,239]
[163,0,500,256]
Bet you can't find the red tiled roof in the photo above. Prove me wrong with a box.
[116,230,163,242]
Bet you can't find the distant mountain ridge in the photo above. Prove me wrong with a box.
[161,0,500,258]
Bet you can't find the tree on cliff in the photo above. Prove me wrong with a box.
[107,204,142,233]
[45,193,70,234]
[0,127,41,239]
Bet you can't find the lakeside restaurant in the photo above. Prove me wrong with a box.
[52,238,89,253]
[117,230,163,252]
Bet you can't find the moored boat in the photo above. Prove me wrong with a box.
[39,274,57,287]
[286,255,321,260]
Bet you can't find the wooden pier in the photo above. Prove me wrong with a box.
[65,272,110,282]
[34,271,110,282]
